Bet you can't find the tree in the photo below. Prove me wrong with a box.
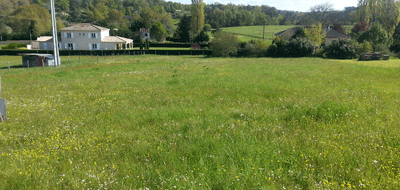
[357,0,400,35]
[350,21,370,38]
[55,0,69,12]
[150,22,167,42]
[176,14,191,42]
[358,22,393,51]
[305,23,326,46]
[203,24,211,32]
[210,9,225,29]
[193,30,209,42]
[0,0,30,15]
[309,3,334,25]
[332,23,345,34]
[108,9,126,28]
[190,0,205,36]
[211,32,239,57]
[8,4,52,35]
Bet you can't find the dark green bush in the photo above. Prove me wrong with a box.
[286,37,316,57]
[194,31,210,43]
[324,39,361,59]
[390,40,400,53]
[266,39,288,57]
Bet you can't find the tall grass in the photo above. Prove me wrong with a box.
[0,55,400,189]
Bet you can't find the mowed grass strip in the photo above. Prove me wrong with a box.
[0,55,400,189]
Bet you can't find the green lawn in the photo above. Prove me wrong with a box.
[1,55,400,189]
[221,25,296,43]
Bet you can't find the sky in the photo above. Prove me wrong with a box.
[175,0,358,12]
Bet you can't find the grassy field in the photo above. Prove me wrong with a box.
[1,55,400,189]
[221,25,296,43]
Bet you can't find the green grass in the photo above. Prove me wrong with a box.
[1,55,400,189]
[221,25,296,43]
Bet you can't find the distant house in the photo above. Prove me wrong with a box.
[325,29,351,46]
[37,36,54,50]
[140,28,151,41]
[37,23,134,50]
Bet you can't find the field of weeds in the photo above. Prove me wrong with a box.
[0,55,399,189]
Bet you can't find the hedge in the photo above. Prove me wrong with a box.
[134,43,210,48]
[0,49,212,56]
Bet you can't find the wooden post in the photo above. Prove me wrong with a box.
[68,56,70,64]
[7,62,10,72]
[79,57,80,63]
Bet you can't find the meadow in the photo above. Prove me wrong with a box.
[0,55,400,189]
[221,25,296,43]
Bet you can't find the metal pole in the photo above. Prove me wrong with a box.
[50,0,60,67]
[27,60,29,68]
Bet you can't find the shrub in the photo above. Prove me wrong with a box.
[359,41,372,54]
[210,32,239,57]
[2,43,26,49]
[266,39,287,57]
[286,37,316,57]
[237,42,256,57]
[203,24,211,32]
[390,40,400,53]
[358,22,392,52]
[193,31,210,43]
[325,39,361,59]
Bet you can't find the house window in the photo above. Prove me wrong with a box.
[91,33,96,38]
[67,33,72,38]
[68,43,73,50]
[92,44,98,50]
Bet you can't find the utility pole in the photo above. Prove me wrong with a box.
[50,0,60,67]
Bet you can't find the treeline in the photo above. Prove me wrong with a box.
[1,0,362,41]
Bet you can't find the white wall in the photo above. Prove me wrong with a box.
[101,43,116,50]
[60,30,107,50]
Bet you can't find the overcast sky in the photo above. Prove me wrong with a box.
[175,0,358,12]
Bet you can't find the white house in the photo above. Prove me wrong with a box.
[37,23,134,50]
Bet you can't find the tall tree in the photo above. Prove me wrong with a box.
[305,23,326,46]
[150,22,167,42]
[190,0,205,36]
[309,2,334,25]
[8,4,51,35]
[357,0,400,35]
[176,14,191,42]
